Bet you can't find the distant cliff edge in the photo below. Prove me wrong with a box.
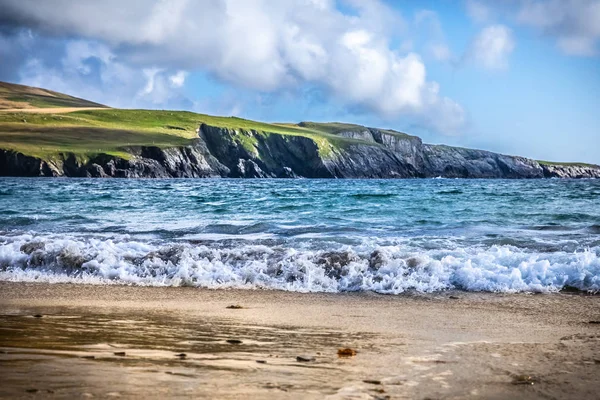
[0,81,598,179]
[1,123,598,179]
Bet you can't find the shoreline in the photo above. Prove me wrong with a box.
[1,282,599,399]
[1,176,599,180]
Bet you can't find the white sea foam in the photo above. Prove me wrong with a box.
[0,234,598,293]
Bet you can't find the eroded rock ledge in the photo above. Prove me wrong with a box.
[1,124,598,179]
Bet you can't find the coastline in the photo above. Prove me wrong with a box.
[1,282,599,399]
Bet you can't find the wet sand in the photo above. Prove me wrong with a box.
[0,282,599,399]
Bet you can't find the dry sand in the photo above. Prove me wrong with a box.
[0,282,599,399]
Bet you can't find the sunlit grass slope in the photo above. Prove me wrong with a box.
[0,81,106,109]
[0,82,377,160]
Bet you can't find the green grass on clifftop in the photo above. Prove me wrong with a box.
[296,121,416,139]
[4,81,593,169]
[0,81,413,161]
[536,160,597,168]
[0,108,379,161]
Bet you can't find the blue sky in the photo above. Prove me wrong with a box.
[0,0,598,163]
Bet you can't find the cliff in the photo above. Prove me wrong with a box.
[0,81,598,179]
[1,122,598,179]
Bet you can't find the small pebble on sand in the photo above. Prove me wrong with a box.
[338,348,357,357]
[512,374,538,385]
[296,356,315,362]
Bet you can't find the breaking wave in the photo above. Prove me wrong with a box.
[1,234,598,293]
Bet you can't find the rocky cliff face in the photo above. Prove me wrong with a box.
[1,140,228,178]
[420,145,545,178]
[1,124,599,179]
[540,164,600,179]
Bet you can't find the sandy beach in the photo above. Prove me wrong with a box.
[1,2,600,399]
[0,282,598,399]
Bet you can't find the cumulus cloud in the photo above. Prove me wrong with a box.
[0,0,465,134]
[464,0,600,56]
[169,71,188,88]
[467,25,515,70]
[517,0,600,56]
[15,39,193,109]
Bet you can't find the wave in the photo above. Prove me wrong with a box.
[527,224,575,232]
[436,189,463,195]
[0,217,38,226]
[589,225,600,234]
[350,193,397,200]
[0,210,19,216]
[0,234,598,293]
[552,213,598,222]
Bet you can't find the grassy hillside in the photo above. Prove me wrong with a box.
[0,82,106,110]
[0,81,596,169]
[0,82,380,160]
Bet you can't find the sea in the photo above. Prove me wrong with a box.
[0,178,598,293]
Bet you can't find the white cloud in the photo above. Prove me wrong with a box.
[517,0,600,56]
[0,0,465,133]
[169,71,187,88]
[464,0,600,57]
[17,40,191,109]
[467,25,515,70]
[61,41,113,75]
[556,36,597,56]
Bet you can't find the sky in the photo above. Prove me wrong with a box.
[0,0,598,163]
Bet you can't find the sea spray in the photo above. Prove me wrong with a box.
[1,234,598,293]
[1,178,598,293]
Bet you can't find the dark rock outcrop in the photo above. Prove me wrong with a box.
[0,140,230,178]
[199,124,332,178]
[420,145,545,178]
[1,124,598,179]
[0,149,59,177]
[540,164,600,179]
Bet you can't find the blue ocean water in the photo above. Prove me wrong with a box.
[0,178,599,293]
